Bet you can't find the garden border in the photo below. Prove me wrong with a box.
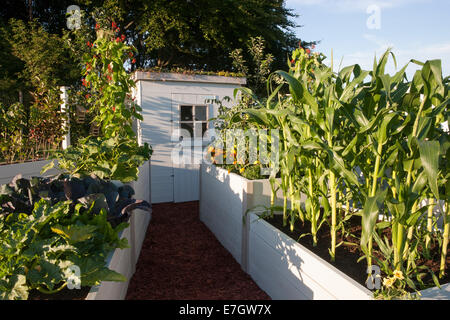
[199,163,450,300]
[86,208,151,300]
[247,211,450,300]
[199,164,289,271]
[0,160,60,185]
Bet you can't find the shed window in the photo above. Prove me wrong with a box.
[179,105,208,138]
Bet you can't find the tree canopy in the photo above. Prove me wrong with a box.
[0,0,313,99]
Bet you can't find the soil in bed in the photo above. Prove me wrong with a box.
[28,285,91,300]
[263,213,450,292]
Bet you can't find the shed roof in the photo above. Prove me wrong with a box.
[132,71,246,85]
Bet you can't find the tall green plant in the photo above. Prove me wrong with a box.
[231,46,448,297]
[43,24,152,181]
[82,23,141,139]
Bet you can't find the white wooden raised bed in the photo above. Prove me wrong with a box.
[0,160,60,185]
[86,208,151,300]
[247,212,450,300]
[198,164,449,300]
[0,159,152,300]
[199,164,288,271]
[86,160,152,300]
[247,212,372,300]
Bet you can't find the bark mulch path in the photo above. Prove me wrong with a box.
[125,201,270,300]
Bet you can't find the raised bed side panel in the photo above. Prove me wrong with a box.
[246,178,286,211]
[86,225,134,300]
[200,165,245,264]
[0,160,60,185]
[419,283,450,299]
[248,213,373,300]
[129,160,152,265]
[132,208,151,265]
[130,160,151,204]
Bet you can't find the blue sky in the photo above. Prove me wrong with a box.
[284,0,450,79]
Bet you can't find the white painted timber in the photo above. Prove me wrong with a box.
[247,212,450,300]
[0,160,60,185]
[135,72,245,203]
[130,160,151,204]
[248,212,373,300]
[199,164,285,270]
[133,71,246,85]
[86,222,134,300]
[131,208,151,266]
[86,208,152,300]
[418,283,450,300]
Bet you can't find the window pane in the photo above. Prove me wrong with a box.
[181,105,193,121]
[195,105,207,121]
[194,123,202,138]
[192,123,208,139]
[181,122,193,139]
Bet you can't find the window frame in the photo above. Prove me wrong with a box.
[178,104,209,140]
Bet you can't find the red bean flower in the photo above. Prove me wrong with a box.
[112,21,117,29]
[95,23,100,30]
[121,34,126,41]
[306,48,311,54]
[132,58,136,64]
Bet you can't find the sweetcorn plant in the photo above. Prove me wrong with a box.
[228,44,449,298]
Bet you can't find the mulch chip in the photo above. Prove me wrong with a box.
[125,201,270,300]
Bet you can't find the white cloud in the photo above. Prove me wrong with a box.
[328,37,450,78]
[286,0,431,13]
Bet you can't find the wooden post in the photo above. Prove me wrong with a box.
[60,86,71,149]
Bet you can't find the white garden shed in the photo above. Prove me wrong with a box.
[132,71,246,203]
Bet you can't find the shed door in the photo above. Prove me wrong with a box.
[172,94,215,202]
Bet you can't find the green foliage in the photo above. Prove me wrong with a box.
[225,46,449,298]
[0,198,128,300]
[0,86,66,164]
[82,24,140,139]
[0,172,151,300]
[0,173,150,224]
[6,18,79,89]
[230,36,275,97]
[44,25,152,181]
[43,135,152,182]
[1,0,304,72]
[0,19,74,164]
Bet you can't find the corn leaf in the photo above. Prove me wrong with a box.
[418,140,440,200]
